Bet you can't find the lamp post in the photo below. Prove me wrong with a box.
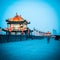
[0,27,2,34]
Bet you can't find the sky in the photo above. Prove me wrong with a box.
[0,0,60,34]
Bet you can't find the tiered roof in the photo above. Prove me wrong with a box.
[6,13,30,24]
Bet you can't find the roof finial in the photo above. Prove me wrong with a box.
[16,12,18,16]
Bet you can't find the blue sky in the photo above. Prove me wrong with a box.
[0,0,60,34]
[0,1,60,60]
